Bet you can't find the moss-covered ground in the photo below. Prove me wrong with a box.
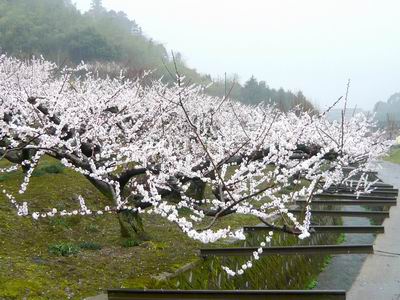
[385,147,400,164]
[0,157,259,299]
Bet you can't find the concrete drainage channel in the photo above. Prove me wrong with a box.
[90,170,398,300]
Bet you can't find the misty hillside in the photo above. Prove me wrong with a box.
[326,108,366,122]
[374,93,400,125]
[0,0,314,112]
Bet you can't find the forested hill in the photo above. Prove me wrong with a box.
[0,0,314,112]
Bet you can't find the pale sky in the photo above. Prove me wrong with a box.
[74,0,400,110]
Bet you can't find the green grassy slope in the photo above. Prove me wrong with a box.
[385,147,400,164]
[0,157,202,299]
[0,157,258,299]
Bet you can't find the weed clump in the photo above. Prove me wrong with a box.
[79,242,102,250]
[49,243,80,256]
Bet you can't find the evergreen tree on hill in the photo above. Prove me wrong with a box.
[0,0,314,112]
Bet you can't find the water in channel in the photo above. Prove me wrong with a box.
[160,211,344,290]
[316,205,377,290]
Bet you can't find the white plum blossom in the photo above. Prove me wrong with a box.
[0,55,392,276]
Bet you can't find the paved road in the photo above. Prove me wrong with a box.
[348,161,400,300]
[316,205,374,291]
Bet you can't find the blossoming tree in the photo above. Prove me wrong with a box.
[0,55,391,264]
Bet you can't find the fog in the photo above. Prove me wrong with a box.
[75,0,400,110]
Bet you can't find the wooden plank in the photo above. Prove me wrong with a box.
[108,289,347,300]
[342,168,378,175]
[243,225,384,234]
[311,225,384,233]
[350,183,393,188]
[325,187,398,192]
[324,189,398,196]
[324,182,393,188]
[200,244,373,257]
[328,192,398,198]
[369,188,398,192]
[317,193,397,200]
[289,209,390,218]
[297,199,396,206]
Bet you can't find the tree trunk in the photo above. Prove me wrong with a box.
[117,210,148,243]
[186,178,206,200]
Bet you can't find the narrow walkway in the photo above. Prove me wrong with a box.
[348,161,400,300]
[315,205,374,290]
